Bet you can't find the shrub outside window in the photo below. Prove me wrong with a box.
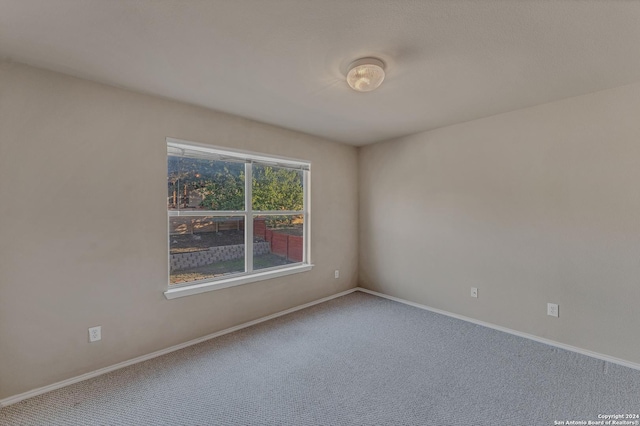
[167,139,311,295]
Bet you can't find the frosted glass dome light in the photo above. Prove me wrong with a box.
[346,58,385,92]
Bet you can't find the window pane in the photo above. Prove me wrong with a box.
[169,216,245,285]
[168,156,245,211]
[253,215,304,270]
[252,164,303,211]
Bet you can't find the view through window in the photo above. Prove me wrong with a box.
[168,140,309,287]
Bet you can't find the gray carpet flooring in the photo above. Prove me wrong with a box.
[1,291,639,425]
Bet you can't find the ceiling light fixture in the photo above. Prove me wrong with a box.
[346,57,385,92]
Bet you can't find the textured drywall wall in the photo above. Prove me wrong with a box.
[0,62,358,399]
[359,83,640,364]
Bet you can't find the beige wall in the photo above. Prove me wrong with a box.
[3,57,640,401]
[0,62,358,399]
[359,83,640,364]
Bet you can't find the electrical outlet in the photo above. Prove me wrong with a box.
[334,270,339,279]
[89,326,101,342]
[547,303,559,318]
[470,287,478,298]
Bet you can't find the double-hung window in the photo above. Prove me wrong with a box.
[165,138,311,299]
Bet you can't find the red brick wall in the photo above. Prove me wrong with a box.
[267,232,303,262]
[271,232,289,257]
[258,219,303,262]
[287,235,303,262]
[253,218,266,239]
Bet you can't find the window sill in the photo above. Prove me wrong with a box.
[164,264,314,300]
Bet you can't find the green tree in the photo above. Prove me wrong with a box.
[168,156,245,210]
[169,157,303,222]
[252,166,303,211]
[199,168,245,210]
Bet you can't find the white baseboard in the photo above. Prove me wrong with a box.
[0,288,358,408]
[3,285,639,408]
[356,286,640,372]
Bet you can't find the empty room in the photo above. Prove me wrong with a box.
[1,1,640,425]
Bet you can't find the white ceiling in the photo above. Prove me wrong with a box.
[2,1,640,146]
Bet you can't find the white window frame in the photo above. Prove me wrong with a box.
[164,138,312,299]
